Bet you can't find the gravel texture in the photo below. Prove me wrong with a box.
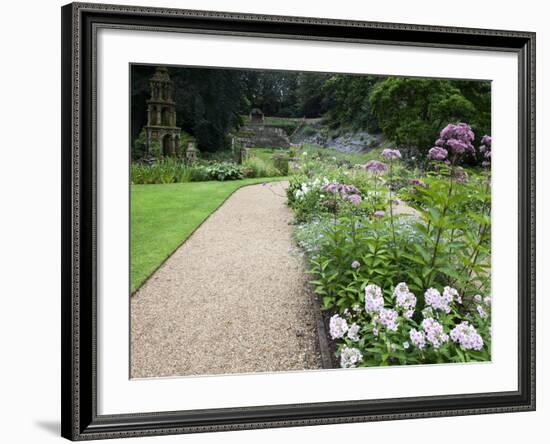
[131,181,322,378]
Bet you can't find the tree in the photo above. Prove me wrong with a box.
[321,74,381,131]
[369,78,483,154]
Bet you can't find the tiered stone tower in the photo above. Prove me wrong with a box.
[145,66,181,157]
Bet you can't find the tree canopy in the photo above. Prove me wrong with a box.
[131,65,490,157]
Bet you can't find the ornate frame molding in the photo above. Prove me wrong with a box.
[61,2,535,440]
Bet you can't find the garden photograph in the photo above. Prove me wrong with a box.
[130,64,492,378]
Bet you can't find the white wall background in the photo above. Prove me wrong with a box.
[0,0,545,443]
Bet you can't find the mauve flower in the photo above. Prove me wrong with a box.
[410,178,426,187]
[374,210,385,218]
[436,123,475,157]
[381,148,402,160]
[364,160,388,173]
[481,135,492,146]
[347,194,362,205]
[447,138,470,155]
[428,146,448,161]
[351,260,361,269]
[479,134,492,166]
[440,123,475,143]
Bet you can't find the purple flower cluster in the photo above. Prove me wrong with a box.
[321,182,362,205]
[428,146,448,161]
[450,321,484,350]
[364,284,384,313]
[364,160,388,173]
[351,260,361,269]
[432,123,475,158]
[421,317,449,349]
[381,148,402,160]
[347,194,362,205]
[373,210,385,218]
[479,134,492,167]
[410,178,427,187]
[329,314,348,339]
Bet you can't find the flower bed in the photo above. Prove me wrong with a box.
[288,123,492,368]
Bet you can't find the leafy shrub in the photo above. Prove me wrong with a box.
[271,153,289,175]
[327,282,491,367]
[201,162,244,181]
[242,157,281,178]
[131,159,245,183]
[288,123,493,368]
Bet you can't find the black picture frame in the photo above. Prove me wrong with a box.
[61,2,536,440]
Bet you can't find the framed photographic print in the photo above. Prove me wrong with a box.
[61,2,536,440]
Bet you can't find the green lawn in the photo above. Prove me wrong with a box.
[131,177,287,292]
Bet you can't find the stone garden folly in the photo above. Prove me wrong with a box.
[144,66,181,157]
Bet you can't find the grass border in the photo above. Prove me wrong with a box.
[130,177,288,295]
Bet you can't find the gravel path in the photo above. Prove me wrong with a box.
[131,181,322,378]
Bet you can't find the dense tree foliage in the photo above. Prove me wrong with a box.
[369,78,490,155]
[132,66,490,158]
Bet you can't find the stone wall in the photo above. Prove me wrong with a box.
[236,124,290,148]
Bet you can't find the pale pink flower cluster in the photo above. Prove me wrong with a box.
[394,282,417,318]
[425,287,454,313]
[450,321,484,350]
[409,328,426,349]
[443,286,461,304]
[421,317,449,349]
[329,314,348,339]
[340,346,363,368]
[347,323,360,342]
[364,284,384,313]
[381,148,402,160]
[375,308,399,332]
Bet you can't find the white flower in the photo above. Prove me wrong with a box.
[477,305,488,319]
[340,346,363,368]
[403,341,410,349]
[364,284,384,313]
[347,323,360,342]
[329,314,348,339]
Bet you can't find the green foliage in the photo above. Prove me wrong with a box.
[271,153,289,175]
[241,156,280,178]
[200,162,244,181]
[132,65,490,165]
[369,78,488,156]
[322,75,381,132]
[286,147,492,367]
[131,159,246,184]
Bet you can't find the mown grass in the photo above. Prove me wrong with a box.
[131,177,287,292]
[297,143,391,165]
